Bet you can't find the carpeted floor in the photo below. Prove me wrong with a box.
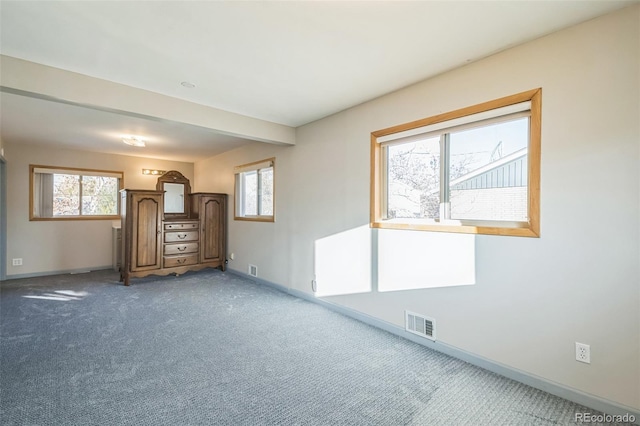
[0,269,624,425]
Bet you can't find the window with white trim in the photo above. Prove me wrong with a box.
[234,158,275,222]
[371,89,541,237]
[30,165,123,220]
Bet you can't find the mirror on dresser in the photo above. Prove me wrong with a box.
[119,170,227,286]
[156,170,191,218]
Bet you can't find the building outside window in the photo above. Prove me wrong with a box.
[371,89,541,237]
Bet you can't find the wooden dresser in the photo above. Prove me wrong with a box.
[163,220,200,268]
[120,171,227,286]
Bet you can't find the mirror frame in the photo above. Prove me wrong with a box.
[156,170,191,219]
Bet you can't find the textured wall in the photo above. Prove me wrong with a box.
[195,6,640,410]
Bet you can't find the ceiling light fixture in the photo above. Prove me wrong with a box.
[122,135,146,147]
[181,81,196,88]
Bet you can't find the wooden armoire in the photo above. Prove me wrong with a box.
[120,171,227,286]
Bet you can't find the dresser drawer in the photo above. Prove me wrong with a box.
[163,254,198,268]
[164,231,198,243]
[164,242,199,256]
[165,222,199,231]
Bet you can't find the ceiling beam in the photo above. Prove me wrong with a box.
[0,55,295,146]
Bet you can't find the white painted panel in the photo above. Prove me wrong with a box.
[314,226,371,297]
[378,230,475,292]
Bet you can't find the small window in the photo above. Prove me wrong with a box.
[371,89,541,237]
[234,158,275,222]
[30,165,123,220]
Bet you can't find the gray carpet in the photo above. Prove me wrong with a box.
[0,269,623,425]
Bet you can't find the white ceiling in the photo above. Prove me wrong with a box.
[0,91,254,162]
[0,0,635,162]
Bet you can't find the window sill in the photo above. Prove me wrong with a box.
[30,215,120,221]
[234,216,275,223]
[371,219,538,237]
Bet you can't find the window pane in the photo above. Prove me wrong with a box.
[82,176,119,215]
[53,174,80,216]
[449,117,529,221]
[259,168,273,216]
[31,166,122,220]
[386,136,440,219]
[243,171,258,215]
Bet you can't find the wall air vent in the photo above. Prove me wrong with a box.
[405,311,436,341]
[248,264,258,277]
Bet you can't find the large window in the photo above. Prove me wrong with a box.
[234,158,275,222]
[371,89,541,237]
[30,165,123,220]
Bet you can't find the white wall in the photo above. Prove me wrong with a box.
[5,143,194,276]
[194,141,294,285]
[195,6,640,410]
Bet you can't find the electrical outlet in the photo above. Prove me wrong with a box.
[575,342,590,364]
[229,253,235,261]
[12,258,23,266]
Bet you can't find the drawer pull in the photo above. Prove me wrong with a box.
[177,246,187,252]
[177,233,187,239]
[177,258,186,264]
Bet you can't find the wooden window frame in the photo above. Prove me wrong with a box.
[234,157,276,223]
[29,165,124,221]
[370,88,541,237]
